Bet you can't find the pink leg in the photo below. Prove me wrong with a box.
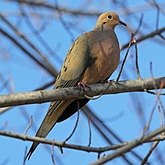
[77,82,90,91]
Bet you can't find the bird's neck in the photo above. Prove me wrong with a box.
[94,24,114,31]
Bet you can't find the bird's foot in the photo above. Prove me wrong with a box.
[77,82,90,91]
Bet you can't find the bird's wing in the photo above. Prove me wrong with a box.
[47,33,92,113]
[55,33,92,88]
[26,33,93,159]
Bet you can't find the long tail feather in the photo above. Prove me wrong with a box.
[25,100,73,160]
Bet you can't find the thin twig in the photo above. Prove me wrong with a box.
[0,122,8,130]
[141,141,159,165]
[51,144,56,165]
[134,14,144,35]
[158,34,165,40]
[158,105,165,126]
[83,106,145,162]
[133,35,141,78]
[156,7,160,30]
[18,3,62,64]
[144,62,159,133]
[55,0,75,42]
[116,33,135,81]
[64,109,80,143]
[91,126,165,165]
[121,27,165,50]
[0,28,57,77]
[150,0,161,30]
[87,116,92,147]
[84,81,113,100]
[23,146,28,165]
[24,116,33,135]
[8,0,100,16]
[145,90,165,95]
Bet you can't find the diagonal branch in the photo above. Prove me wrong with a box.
[91,126,165,165]
[0,27,57,77]
[0,77,165,108]
[121,27,165,50]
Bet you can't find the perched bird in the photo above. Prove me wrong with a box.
[26,11,127,159]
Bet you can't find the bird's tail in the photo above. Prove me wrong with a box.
[25,143,37,160]
[25,99,73,160]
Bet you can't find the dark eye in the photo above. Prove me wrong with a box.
[108,15,112,19]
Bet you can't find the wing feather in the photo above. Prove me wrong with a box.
[55,34,92,88]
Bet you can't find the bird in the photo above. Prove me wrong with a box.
[26,11,127,159]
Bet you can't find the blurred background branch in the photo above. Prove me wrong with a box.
[0,0,165,164]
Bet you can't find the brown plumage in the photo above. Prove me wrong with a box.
[26,11,127,159]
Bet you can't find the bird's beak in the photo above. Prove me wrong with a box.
[119,20,127,27]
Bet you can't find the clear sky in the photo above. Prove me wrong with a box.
[0,0,165,165]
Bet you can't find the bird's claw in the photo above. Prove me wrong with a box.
[77,82,90,91]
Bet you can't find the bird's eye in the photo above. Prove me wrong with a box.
[108,15,112,19]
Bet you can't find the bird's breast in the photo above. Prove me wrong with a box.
[80,31,120,84]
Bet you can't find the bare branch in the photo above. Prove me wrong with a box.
[91,126,165,165]
[0,27,57,77]
[141,141,159,165]
[0,126,165,163]
[0,77,164,108]
[121,27,165,50]
[0,130,125,153]
[8,0,100,16]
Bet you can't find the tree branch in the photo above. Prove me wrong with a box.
[8,0,100,16]
[0,77,165,108]
[0,130,124,153]
[0,126,164,161]
[0,27,57,77]
[91,126,165,165]
[121,27,165,50]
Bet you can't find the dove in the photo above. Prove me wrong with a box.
[26,11,127,159]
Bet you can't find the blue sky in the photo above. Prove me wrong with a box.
[0,0,165,165]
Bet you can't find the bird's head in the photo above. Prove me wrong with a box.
[96,11,127,30]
